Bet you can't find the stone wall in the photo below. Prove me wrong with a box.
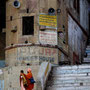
[6,0,39,47]
[68,14,87,64]
[80,0,89,32]
[5,46,58,66]
[5,0,60,65]
[4,65,40,90]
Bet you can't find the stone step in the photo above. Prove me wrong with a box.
[46,82,90,87]
[47,74,90,84]
[52,65,90,71]
[48,76,90,81]
[47,76,90,83]
[45,65,90,90]
[86,48,90,50]
[51,77,90,83]
[87,46,90,48]
[52,68,90,75]
[47,82,90,88]
[47,80,90,86]
[83,58,90,62]
[50,73,89,78]
[85,50,90,53]
[45,86,90,90]
[83,60,90,63]
[87,53,90,56]
[84,58,90,60]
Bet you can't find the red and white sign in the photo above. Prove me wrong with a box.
[39,30,57,45]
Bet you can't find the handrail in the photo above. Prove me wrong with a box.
[58,46,68,57]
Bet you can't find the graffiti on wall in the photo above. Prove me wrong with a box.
[17,47,39,62]
[17,47,57,63]
[39,47,57,63]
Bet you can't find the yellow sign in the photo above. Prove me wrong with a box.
[39,14,57,28]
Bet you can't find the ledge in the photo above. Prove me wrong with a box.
[5,43,68,57]
[5,43,58,50]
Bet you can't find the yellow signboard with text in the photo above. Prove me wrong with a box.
[39,14,57,28]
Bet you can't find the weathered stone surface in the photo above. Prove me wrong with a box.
[3,65,40,90]
[45,64,90,90]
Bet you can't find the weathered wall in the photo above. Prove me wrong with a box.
[6,0,58,47]
[57,0,68,45]
[68,15,87,64]
[5,46,58,66]
[5,0,60,65]
[5,0,89,65]
[80,0,89,32]
[6,0,39,47]
[64,0,80,21]
[58,0,89,64]
[57,0,69,63]
[4,66,40,90]
[39,0,57,13]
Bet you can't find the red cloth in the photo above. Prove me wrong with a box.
[26,71,34,90]
[20,73,27,90]
[20,73,27,86]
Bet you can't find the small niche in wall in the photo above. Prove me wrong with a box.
[26,8,29,13]
[27,63,30,66]
[25,40,28,44]
[62,25,65,30]
[11,26,17,33]
[11,43,13,46]
[10,16,13,21]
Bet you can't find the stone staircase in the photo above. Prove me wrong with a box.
[83,37,90,63]
[83,45,90,63]
[45,65,90,90]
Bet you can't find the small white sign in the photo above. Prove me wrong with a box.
[39,30,57,45]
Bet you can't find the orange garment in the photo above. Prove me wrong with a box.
[26,71,34,90]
